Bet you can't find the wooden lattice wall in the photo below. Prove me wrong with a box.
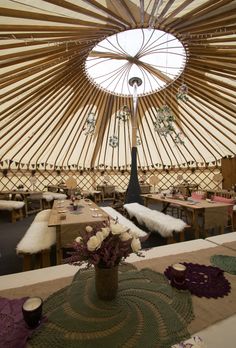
[0,166,222,192]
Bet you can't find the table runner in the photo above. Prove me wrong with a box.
[204,206,228,229]
[210,255,236,275]
[133,245,236,334]
[27,265,194,348]
[222,241,236,252]
[0,245,236,336]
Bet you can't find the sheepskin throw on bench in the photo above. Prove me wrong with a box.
[124,203,187,238]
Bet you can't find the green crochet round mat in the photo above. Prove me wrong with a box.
[28,264,193,348]
[210,255,236,275]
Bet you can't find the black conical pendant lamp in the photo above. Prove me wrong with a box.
[125,77,143,205]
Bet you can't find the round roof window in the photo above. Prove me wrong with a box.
[85,28,187,97]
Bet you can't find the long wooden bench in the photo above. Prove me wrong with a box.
[0,200,25,222]
[16,209,56,271]
[124,202,189,244]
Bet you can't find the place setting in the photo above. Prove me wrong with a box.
[0,296,46,348]
[164,261,231,298]
[92,213,103,218]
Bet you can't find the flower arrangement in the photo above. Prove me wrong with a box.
[64,218,146,269]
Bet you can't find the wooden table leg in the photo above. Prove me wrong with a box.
[161,202,170,214]
[56,225,63,265]
[143,197,148,206]
[192,210,200,239]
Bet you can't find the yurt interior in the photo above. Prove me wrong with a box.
[0,1,236,347]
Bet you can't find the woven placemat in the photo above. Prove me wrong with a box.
[210,255,236,275]
[28,264,194,348]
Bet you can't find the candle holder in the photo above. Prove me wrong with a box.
[22,297,43,328]
[171,263,187,285]
[60,213,66,220]
[73,203,78,211]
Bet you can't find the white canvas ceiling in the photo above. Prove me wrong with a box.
[0,0,235,170]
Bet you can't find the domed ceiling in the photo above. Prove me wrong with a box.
[0,0,235,171]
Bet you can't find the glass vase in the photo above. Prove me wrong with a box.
[95,265,118,301]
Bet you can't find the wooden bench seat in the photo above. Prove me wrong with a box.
[16,209,56,271]
[0,200,25,222]
[124,202,189,243]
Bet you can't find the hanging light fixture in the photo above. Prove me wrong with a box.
[109,135,119,148]
[109,134,141,149]
[176,83,189,101]
[153,104,175,137]
[174,132,185,145]
[83,112,96,135]
[153,105,185,145]
[136,135,141,146]
[109,106,132,148]
[116,105,131,122]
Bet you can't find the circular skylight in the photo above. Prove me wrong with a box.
[85,28,187,97]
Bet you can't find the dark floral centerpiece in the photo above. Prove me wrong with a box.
[64,218,147,300]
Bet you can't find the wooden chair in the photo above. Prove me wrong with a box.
[214,190,235,199]
[97,185,116,203]
[25,193,43,216]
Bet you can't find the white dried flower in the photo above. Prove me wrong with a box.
[119,231,132,241]
[87,235,102,251]
[131,238,141,252]
[75,236,82,243]
[96,231,104,243]
[129,230,139,238]
[101,227,110,238]
[110,223,128,235]
[85,226,93,233]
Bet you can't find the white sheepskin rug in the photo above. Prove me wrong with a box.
[16,221,56,254]
[43,192,67,200]
[0,200,25,211]
[124,203,187,238]
[101,206,147,238]
[34,209,52,222]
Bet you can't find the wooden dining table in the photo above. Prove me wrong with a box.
[143,193,234,239]
[48,198,109,264]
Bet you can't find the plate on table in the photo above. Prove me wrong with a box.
[92,213,103,218]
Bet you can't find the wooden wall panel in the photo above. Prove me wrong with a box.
[221,157,236,190]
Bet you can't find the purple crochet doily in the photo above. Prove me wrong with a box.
[164,262,231,298]
[0,296,47,348]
